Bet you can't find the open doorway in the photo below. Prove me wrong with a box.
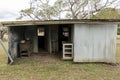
[38,27,48,53]
[37,25,72,54]
[58,25,72,51]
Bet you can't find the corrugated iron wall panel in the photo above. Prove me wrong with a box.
[73,24,117,62]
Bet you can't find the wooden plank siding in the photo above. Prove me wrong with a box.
[73,24,117,63]
[4,19,119,63]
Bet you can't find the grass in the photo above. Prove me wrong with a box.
[0,41,120,80]
[116,44,120,62]
[0,41,8,65]
[116,35,120,62]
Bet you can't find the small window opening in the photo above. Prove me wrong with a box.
[38,28,45,36]
[63,27,69,37]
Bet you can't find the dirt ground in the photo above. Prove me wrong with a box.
[0,42,120,80]
[14,53,62,65]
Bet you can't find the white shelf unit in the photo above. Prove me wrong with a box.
[63,43,73,60]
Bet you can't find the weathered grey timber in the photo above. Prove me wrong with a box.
[8,26,39,61]
[25,26,38,53]
[8,26,24,59]
[1,19,119,63]
[73,24,117,63]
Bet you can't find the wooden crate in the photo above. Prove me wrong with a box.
[19,41,31,57]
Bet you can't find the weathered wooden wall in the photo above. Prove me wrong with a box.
[8,26,38,61]
[8,23,117,63]
[25,26,38,53]
[73,24,117,63]
[8,26,25,59]
[50,25,58,53]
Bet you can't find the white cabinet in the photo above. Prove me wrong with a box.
[63,43,73,60]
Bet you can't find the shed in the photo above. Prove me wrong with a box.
[0,19,119,64]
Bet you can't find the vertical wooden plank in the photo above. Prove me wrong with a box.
[51,25,58,53]
[25,26,38,53]
[73,24,117,62]
[91,24,106,62]
[49,27,52,54]
[33,26,38,53]
[104,24,117,63]
[74,24,91,62]
[8,26,24,59]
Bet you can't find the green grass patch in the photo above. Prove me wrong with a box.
[0,41,120,80]
[116,44,120,62]
[15,59,37,65]
[81,64,99,71]
[32,65,59,72]
[0,41,8,65]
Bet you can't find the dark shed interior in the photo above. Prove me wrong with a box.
[7,24,73,61]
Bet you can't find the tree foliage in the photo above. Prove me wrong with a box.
[91,8,120,19]
[18,0,120,20]
[58,0,120,19]
[89,7,120,35]
[18,0,59,20]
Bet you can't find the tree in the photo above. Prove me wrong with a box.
[89,7,120,35]
[56,0,89,19]
[91,8,120,19]
[18,0,120,20]
[57,0,120,19]
[18,0,59,20]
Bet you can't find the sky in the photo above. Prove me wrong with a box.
[0,0,119,21]
[0,0,30,21]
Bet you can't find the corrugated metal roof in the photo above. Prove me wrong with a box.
[1,19,120,27]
